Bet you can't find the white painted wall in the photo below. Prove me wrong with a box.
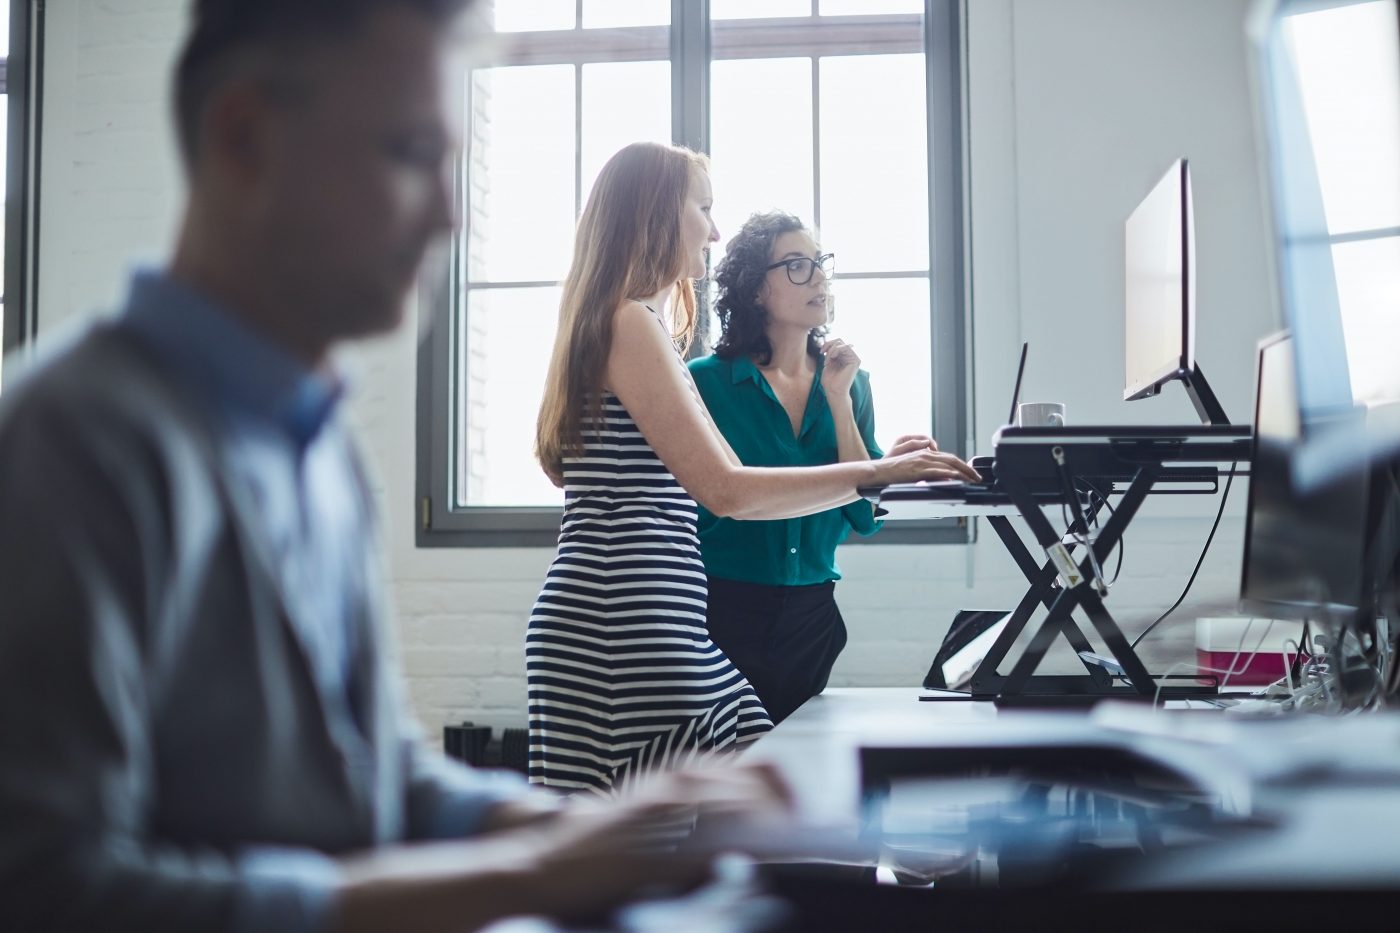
[33,0,1278,736]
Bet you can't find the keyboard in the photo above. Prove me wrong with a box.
[857,426,1250,505]
[857,477,1074,505]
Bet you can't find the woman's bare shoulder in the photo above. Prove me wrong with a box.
[612,298,660,326]
[610,299,668,345]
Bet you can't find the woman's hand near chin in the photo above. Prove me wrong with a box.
[884,433,939,458]
[818,338,860,402]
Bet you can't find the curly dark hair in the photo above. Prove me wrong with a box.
[713,210,826,364]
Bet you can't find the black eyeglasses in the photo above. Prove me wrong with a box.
[765,253,835,286]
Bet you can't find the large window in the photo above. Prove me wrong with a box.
[418,0,967,545]
[1280,0,1400,405]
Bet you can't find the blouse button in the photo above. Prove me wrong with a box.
[789,548,797,554]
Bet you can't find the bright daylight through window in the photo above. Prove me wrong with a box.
[419,0,965,542]
[1283,0,1400,405]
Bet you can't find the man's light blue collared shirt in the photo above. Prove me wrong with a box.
[124,270,361,696]
[124,270,368,932]
[0,271,531,933]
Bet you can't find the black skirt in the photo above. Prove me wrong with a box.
[704,576,848,725]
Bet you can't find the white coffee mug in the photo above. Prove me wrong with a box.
[1017,401,1066,428]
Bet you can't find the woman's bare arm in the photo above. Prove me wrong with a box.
[606,302,976,520]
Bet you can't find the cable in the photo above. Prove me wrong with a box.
[1153,659,1244,707]
[1280,638,1303,694]
[1129,461,1238,651]
[1051,446,1108,596]
[1221,619,1277,690]
[1077,480,1125,586]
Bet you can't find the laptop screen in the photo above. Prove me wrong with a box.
[1005,342,1029,427]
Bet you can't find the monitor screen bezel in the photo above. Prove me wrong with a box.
[1123,158,1196,403]
[1239,331,1367,623]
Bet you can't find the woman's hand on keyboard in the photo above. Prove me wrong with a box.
[873,448,981,485]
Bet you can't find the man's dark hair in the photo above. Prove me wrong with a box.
[713,210,825,365]
[174,0,475,165]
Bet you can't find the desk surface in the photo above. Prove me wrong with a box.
[745,688,1224,817]
[743,687,1400,889]
[742,688,994,824]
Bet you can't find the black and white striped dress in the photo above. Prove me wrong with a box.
[526,392,773,795]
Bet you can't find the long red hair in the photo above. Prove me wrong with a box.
[535,142,708,480]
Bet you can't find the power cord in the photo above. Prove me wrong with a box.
[1051,446,1108,596]
[1220,618,1277,690]
[1152,659,1245,707]
[1129,461,1238,651]
[1077,480,1124,586]
[1280,637,1303,694]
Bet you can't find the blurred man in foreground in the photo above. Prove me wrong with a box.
[0,2,788,931]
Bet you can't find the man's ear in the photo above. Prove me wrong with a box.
[200,79,274,189]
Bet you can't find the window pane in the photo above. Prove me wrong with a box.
[820,0,921,14]
[580,60,672,203]
[1286,1,1400,233]
[824,278,932,449]
[467,65,576,284]
[712,0,812,19]
[1332,237,1400,404]
[491,1,575,33]
[819,54,928,273]
[709,58,814,263]
[458,287,564,507]
[583,0,669,28]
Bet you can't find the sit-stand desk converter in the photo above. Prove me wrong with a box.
[860,422,1252,706]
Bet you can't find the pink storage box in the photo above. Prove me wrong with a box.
[1195,617,1305,687]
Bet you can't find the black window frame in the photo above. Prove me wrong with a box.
[1,0,40,379]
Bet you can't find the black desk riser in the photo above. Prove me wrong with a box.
[871,424,1253,707]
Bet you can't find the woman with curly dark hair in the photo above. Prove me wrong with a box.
[688,210,968,723]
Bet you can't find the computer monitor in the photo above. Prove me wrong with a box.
[1239,332,1370,623]
[1123,159,1231,425]
[1247,0,1400,489]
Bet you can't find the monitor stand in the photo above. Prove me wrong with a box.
[1181,362,1231,427]
[915,457,1233,707]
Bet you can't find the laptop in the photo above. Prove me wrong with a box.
[973,339,1029,475]
[858,343,1029,502]
[1006,341,1029,430]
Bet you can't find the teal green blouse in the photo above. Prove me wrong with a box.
[689,353,884,586]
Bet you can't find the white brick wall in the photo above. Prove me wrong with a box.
[34,0,1271,741]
